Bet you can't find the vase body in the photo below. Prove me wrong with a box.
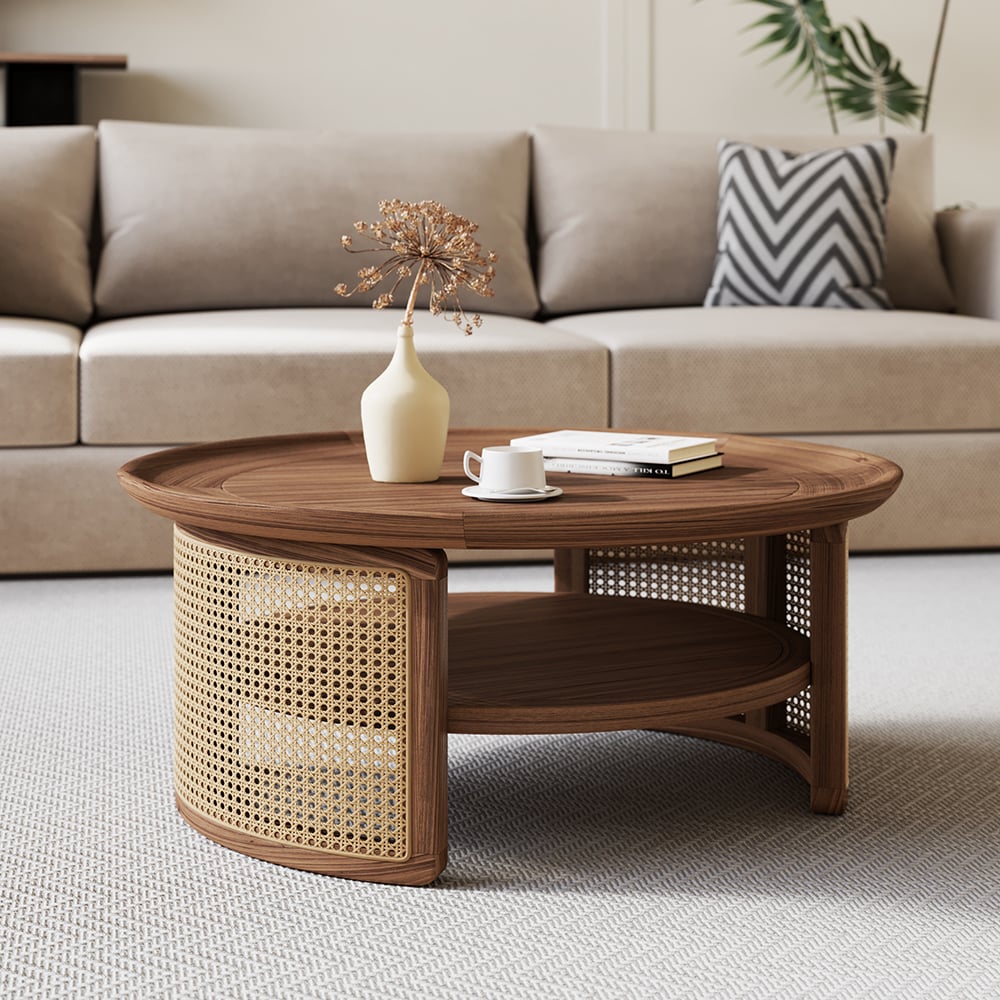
[361,322,450,482]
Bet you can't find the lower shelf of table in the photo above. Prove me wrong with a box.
[446,592,811,734]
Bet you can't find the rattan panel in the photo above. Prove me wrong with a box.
[785,531,812,638]
[587,540,747,611]
[784,531,812,735]
[173,527,410,860]
[585,536,815,739]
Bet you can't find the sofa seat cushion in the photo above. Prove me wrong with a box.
[0,126,96,326]
[0,317,80,445]
[547,307,1000,434]
[79,308,608,445]
[532,126,952,316]
[95,121,538,321]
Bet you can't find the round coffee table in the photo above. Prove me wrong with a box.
[119,428,901,886]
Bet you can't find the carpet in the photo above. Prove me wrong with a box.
[1,554,999,999]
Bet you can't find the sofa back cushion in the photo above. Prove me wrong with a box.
[532,125,953,315]
[0,126,96,326]
[95,121,539,319]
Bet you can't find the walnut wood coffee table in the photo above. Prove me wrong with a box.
[119,428,901,886]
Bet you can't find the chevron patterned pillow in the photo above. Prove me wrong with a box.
[704,138,897,309]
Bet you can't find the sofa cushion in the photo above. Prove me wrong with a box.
[532,126,952,316]
[936,206,1000,320]
[0,445,177,574]
[95,121,539,321]
[547,307,1000,434]
[0,125,96,326]
[0,317,81,445]
[79,309,607,445]
[780,431,1000,551]
[703,138,896,309]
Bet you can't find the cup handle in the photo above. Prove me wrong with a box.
[463,450,481,484]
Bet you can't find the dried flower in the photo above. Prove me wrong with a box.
[334,198,498,334]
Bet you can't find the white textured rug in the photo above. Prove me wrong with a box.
[2,554,1000,1000]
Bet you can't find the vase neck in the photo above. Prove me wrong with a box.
[389,321,427,376]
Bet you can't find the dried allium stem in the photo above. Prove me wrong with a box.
[334,198,498,335]
[404,260,426,326]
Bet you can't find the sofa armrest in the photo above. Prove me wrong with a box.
[936,207,1000,319]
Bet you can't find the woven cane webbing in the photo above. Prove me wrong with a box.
[783,531,812,735]
[586,536,814,737]
[587,540,748,611]
[172,528,410,860]
[784,531,812,638]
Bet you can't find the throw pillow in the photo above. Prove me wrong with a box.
[703,138,897,309]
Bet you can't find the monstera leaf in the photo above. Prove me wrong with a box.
[726,0,842,130]
[744,0,837,89]
[697,1,948,133]
[828,22,925,131]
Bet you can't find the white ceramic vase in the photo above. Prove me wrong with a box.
[360,322,450,482]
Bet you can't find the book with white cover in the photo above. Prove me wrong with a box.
[510,430,719,465]
[543,454,723,478]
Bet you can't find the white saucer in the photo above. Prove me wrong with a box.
[461,485,563,503]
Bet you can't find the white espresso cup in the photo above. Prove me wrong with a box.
[463,446,547,493]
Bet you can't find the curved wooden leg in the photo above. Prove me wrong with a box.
[554,547,588,593]
[172,527,450,884]
[559,534,852,816]
[808,524,849,815]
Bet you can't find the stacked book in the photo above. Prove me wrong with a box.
[509,430,723,479]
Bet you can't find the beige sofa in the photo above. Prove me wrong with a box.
[2,121,999,574]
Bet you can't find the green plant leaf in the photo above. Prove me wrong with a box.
[694,0,939,133]
[828,21,925,131]
[736,0,842,130]
[741,0,837,93]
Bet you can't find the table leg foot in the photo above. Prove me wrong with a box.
[810,785,848,815]
[177,796,446,885]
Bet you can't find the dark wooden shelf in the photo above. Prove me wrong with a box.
[1,52,127,126]
[446,592,811,734]
[0,52,128,67]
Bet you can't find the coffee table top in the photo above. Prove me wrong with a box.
[118,428,902,549]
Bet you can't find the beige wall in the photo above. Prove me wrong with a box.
[652,0,997,208]
[3,0,996,206]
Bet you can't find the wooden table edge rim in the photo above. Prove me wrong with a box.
[117,429,904,550]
